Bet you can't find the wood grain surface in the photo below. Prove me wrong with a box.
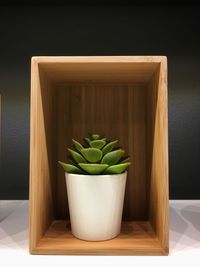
[56,83,147,220]
[32,220,167,255]
[29,56,168,255]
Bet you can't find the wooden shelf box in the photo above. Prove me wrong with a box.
[29,56,169,255]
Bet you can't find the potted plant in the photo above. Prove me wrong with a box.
[59,134,130,241]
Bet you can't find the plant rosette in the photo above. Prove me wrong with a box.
[59,134,131,241]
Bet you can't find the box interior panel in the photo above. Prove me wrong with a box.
[39,61,158,83]
[55,82,148,221]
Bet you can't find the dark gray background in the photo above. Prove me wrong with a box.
[0,2,200,199]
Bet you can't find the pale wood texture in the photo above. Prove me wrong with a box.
[29,65,57,251]
[37,56,164,83]
[56,83,147,220]
[32,220,167,255]
[147,60,169,252]
[29,56,168,255]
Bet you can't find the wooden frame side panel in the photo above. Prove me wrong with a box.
[148,58,169,254]
[29,59,56,253]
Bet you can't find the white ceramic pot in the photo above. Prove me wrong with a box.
[65,172,127,241]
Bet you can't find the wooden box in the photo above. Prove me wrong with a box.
[29,56,169,255]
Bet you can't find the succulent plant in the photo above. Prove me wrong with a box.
[59,134,131,175]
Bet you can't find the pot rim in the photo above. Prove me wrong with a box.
[65,171,127,177]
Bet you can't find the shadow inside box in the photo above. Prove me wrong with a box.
[64,220,134,235]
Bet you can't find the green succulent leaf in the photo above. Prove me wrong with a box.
[101,149,125,166]
[79,163,108,175]
[58,161,84,174]
[120,156,130,163]
[104,162,130,174]
[72,139,84,152]
[102,140,118,154]
[81,148,103,163]
[91,134,101,140]
[68,148,87,164]
[84,137,91,144]
[59,133,131,175]
[89,140,106,149]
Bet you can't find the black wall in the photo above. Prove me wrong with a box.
[0,2,200,199]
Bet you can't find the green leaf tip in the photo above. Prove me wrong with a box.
[120,156,130,163]
[102,140,118,154]
[84,137,91,144]
[72,139,84,152]
[104,162,131,174]
[89,139,106,149]
[58,161,84,174]
[101,149,125,166]
[79,163,108,175]
[81,148,103,163]
[91,134,101,140]
[68,148,87,164]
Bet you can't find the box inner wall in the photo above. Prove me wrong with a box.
[53,82,150,221]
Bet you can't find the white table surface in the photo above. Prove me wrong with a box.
[0,200,200,267]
